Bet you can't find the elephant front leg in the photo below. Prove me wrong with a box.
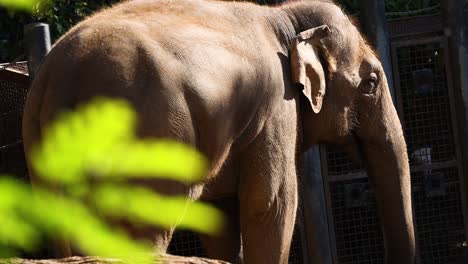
[238,136,298,264]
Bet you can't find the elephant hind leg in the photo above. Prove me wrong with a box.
[121,179,199,253]
[111,218,175,252]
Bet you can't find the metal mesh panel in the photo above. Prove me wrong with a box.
[0,69,29,180]
[325,146,364,177]
[329,177,384,264]
[328,167,466,264]
[289,225,305,264]
[411,167,465,263]
[394,41,466,263]
[396,42,456,166]
[168,230,207,257]
[326,38,467,263]
[388,14,443,39]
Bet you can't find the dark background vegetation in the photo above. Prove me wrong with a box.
[0,0,465,63]
[0,0,120,62]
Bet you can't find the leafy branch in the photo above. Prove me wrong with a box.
[0,98,223,262]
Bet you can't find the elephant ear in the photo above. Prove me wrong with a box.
[291,25,330,113]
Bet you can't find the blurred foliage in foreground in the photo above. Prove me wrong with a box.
[0,98,223,262]
[0,0,48,11]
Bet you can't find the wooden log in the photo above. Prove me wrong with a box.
[0,254,230,264]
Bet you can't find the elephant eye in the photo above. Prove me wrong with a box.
[361,72,378,95]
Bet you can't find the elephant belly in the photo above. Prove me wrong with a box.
[200,158,239,200]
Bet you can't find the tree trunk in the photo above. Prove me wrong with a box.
[0,255,230,264]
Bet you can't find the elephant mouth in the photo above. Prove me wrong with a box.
[315,126,365,167]
[332,131,365,167]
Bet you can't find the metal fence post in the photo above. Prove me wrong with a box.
[24,23,51,79]
[441,0,468,247]
[359,0,396,103]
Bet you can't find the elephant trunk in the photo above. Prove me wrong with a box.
[359,83,415,263]
[364,135,415,263]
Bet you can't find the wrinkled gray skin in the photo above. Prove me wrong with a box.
[23,0,415,263]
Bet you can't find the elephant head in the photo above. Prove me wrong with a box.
[283,2,415,263]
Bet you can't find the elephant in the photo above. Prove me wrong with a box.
[22,0,415,263]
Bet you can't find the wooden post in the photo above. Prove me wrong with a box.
[441,0,468,246]
[24,23,51,80]
[301,147,333,264]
